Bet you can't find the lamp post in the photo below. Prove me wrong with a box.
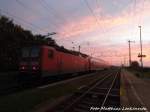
[138,26,143,68]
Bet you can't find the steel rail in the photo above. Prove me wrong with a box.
[63,70,116,111]
[99,70,119,112]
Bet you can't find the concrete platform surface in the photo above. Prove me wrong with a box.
[121,69,150,112]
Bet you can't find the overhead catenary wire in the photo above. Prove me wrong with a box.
[83,0,101,27]
[95,0,109,41]
[0,9,58,43]
[132,0,145,39]
[132,0,139,39]
[38,0,72,38]
[95,0,103,19]
[82,0,109,57]
[15,0,61,31]
[0,9,45,33]
[137,0,145,26]
[130,0,145,66]
[39,0,68,24]
[38,0,73,39]
[83,0,106,33]
[38,3,60,28]
[130,0,137,39]
[83,0,108,40]
[15,0,74,46]
[15,0,76,41]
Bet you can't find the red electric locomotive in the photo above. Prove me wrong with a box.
[19,44,109,79]
[19,45,90,78]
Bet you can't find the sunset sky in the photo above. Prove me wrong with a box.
[0,0,150,66]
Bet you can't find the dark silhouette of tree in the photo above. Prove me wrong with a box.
[131,61,140,69]
[0,15,56,71]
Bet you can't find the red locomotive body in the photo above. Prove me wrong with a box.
[40,45,89,77]
[19,45,109,78]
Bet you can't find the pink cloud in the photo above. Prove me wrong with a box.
[58,0,150,39]
[58,10,131,38]
[55,0,150,66]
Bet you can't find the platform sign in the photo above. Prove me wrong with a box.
[138,54,146,57]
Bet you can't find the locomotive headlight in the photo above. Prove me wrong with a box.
[20,65,26,70]
[31,62,39,70]
[21,66,25,70]
[32,66,36,70]
[32,66,39,70]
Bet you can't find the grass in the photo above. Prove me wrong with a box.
[0,86,75,112]
[0,72,102,112]
[141,71,150,78]
[126,67,150,78]
[0,72,18,92]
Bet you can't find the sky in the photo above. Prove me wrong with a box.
[0,0,150,66]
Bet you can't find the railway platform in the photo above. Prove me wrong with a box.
[121,69,149,112]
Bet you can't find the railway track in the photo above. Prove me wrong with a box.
[48,69,120,112]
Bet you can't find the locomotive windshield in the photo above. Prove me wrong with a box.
[21,46,40,58]
[22,47,30,58]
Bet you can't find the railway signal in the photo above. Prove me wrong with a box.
[138,53,146,58]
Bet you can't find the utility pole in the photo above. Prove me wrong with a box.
[124,56,126,67]
[78,45,81,53]
[138,26,143,68]
[72,42,75,51]
[128,40,135,67]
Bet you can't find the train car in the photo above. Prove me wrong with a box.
[19,45,90,78]
[90,57,110,71]
[19,44,110,80]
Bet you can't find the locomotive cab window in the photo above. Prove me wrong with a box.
[22,47,30,58]
[31,46,40,58]
[48,50,53,58]
[21,46,40,59]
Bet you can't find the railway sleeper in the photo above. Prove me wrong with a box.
[76,91,120,98]
[92,89,120,96]
[93,87,120,93]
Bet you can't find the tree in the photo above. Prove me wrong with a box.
[0,15,56,71]
[131,61,140,69]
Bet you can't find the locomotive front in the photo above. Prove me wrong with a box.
[19,45,41,77]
